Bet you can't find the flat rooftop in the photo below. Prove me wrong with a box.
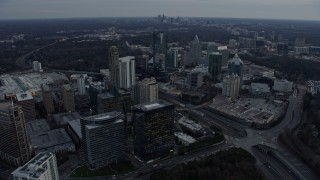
[81,111,121,122]
[12,152,54,179]
[16,91,33,101]
[0,72,68,100]
[97,92,115,99]
[29,128,75,153]
[53,112,80,125]
[132,100,173,111]
[26,119,50,135]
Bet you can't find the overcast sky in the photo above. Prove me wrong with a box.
[0,0,319,20]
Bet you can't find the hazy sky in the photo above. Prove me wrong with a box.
[0,0,319,20]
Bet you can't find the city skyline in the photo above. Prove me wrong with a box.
[0,0,319,20]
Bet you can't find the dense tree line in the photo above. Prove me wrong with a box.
[241,54,320,81]
[150,148,263,180]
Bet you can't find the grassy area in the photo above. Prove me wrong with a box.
[178,133,225,155]
[71,161,136,177]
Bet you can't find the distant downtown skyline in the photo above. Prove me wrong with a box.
[0,0,319,20]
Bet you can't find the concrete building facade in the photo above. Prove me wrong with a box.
[222,74,240,100]
[12,152,59,180]
[81,112,125,170]
[0,102,31,166]
[109,46,120,88]
[62,84,75,112]
[119,56,136,89]
[132,77,158,104]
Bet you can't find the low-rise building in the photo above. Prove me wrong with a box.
[174,132,196,146]
[273,79,293,92]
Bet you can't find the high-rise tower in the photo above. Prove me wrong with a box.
[0,102,31,166]
[81,112,125,170]
[109,46,120,88]
[208,52,223,83]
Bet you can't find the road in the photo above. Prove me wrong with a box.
[15,39,65,68]
[63,85,316,180]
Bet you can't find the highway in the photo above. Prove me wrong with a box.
[60,85,316,180]
[156,85,317,180]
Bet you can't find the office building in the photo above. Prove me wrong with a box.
[0,102,31,166]
[77,75,86,95]
[189,35,202,64]
[109,46,120,88]
[15,91,36,121]
[32,61,42,72]
[166,49,179,69]
[228,54,243,83]
[119,56,136,89]
[88,84,105,111]
[222,75,240,100]
[218,46,230,67]
[42,85,55,115]
[136,54,149,71]
[81,112,125,170]
[132,100,174,161]
[153,32,167,60]
[153,32,167,69]
[132,77,158,104]
[118,88,132,113]
[97,92,122,113]
[12,152,59,180]
[208,52,222,83]
[62,84,75,112]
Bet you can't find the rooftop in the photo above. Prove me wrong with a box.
[119,56,135,62]
[16,91,33,101]
[12,152,54,179]
[53,112,80,125]
[132,100,172,111]
[29,128,75,153]
[26,119,50,135]
[67,119,82,139]
[97,92,115,99]
[81,111,121,122]
[229,54,243,66]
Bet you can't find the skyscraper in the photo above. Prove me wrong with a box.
[12,152,59,180]
[153,32,167,68]
[81,112,125,170]
[97,92,122,113]
[208,52,223,83]
[62,84,75,112]
[15,91,36,121]
[132,100,174,161]
[222,74,240,101]
[0,102,31,166]
[228,54,243,83]
[42,85,55,115]
[132,77,158,104]
[189,35,202,64]
[119,56,136,89]
[77,75,86,95]
[109,46,120,88]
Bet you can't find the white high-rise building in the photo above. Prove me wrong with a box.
[119,56,136,89]
[12,152,59,180]
[32,61,42,72]
[77,75,86,95]
[222,74,240,100]
[132,77,158,104]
